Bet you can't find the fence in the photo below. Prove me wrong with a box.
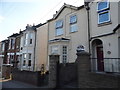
[91,58,120,73]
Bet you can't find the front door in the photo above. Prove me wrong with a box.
[96,46,104,71]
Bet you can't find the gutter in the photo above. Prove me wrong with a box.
[85,3,91,53]
[33,29,37,71]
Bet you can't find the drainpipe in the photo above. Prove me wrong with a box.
[33,29,37,71]
[85,2,90,54]
[47,22,49,72]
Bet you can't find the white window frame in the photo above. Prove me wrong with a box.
[70,23,78,33]
[98,10,110,24]
[62,46,68,63]
[29,33,33,45]
[23,53,27,66]
[97,0,109,11]
[97,0,110,24]
[24,33,28,46]
[55,20,63,36]
[28,53,32,67]
[70,15,77,24]
[70,15,77,33]
[1,43,5,51]
[9,39,11,49]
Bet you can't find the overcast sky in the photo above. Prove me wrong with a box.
[0,0,84,41]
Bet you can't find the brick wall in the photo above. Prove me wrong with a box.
[76,51,120,88]
[2,65,11,79]
[12,69,48,86]
[58,63,77,87]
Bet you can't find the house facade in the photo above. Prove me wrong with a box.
[35,23,48,71]
[87,0,120,72]
[19,24,43,71]
[7,33,21,67]
[19,24,36,71]
[48,4,89,64]
[0,40,9,64]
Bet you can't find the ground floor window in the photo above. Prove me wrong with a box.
[23,60,26,66]
[23,53,27,66]
[28,53,32,66]
[62,46,67,63]
[51,45,59,54]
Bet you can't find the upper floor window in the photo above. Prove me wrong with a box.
[1,43,5,51]
[29,33,33,44]
[97,0,110,24]
[11,38,15,49]
[9,38,15,49]
[24,33,28,46]
[70,15,77,24]
[97,0,109,11]
[55,20,63,36]
[11,39,15,49]
[70,15,77,32]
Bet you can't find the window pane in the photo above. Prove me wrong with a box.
[1,43,5,51]
[56,28,63,36]
[51,46,58,54]
[30,39,32,44]
[23,60,26,66]
[28,60,31,66]
[23,53,27,59]
[98,1,109,11]
[56,20,63,28]
[24,33,28,45]
[29,53,31,59]
[70,24,77,32]
[98,11,109,24]
[70,15,77,24]
[62,46,67,63]
[29,33,33,39]
[11,39,15,49]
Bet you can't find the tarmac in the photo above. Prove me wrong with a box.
[1,78,78,90]
[1,78,49,90]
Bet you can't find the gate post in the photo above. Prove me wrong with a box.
[76,50,91,88]
[49,55,59,88]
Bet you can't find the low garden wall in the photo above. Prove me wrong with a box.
[12,69,48,86]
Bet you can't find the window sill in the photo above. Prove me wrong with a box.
[98,21,112,27]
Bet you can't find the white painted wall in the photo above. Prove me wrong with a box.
[35,23,48,71]
[48,7,89,63]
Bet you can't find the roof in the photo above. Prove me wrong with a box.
[49,37,70,43]
[32,22,47,29]
[113,24,120,32]
[7,33,20,38]
[1,39,8,43]
[48,3,84,22]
